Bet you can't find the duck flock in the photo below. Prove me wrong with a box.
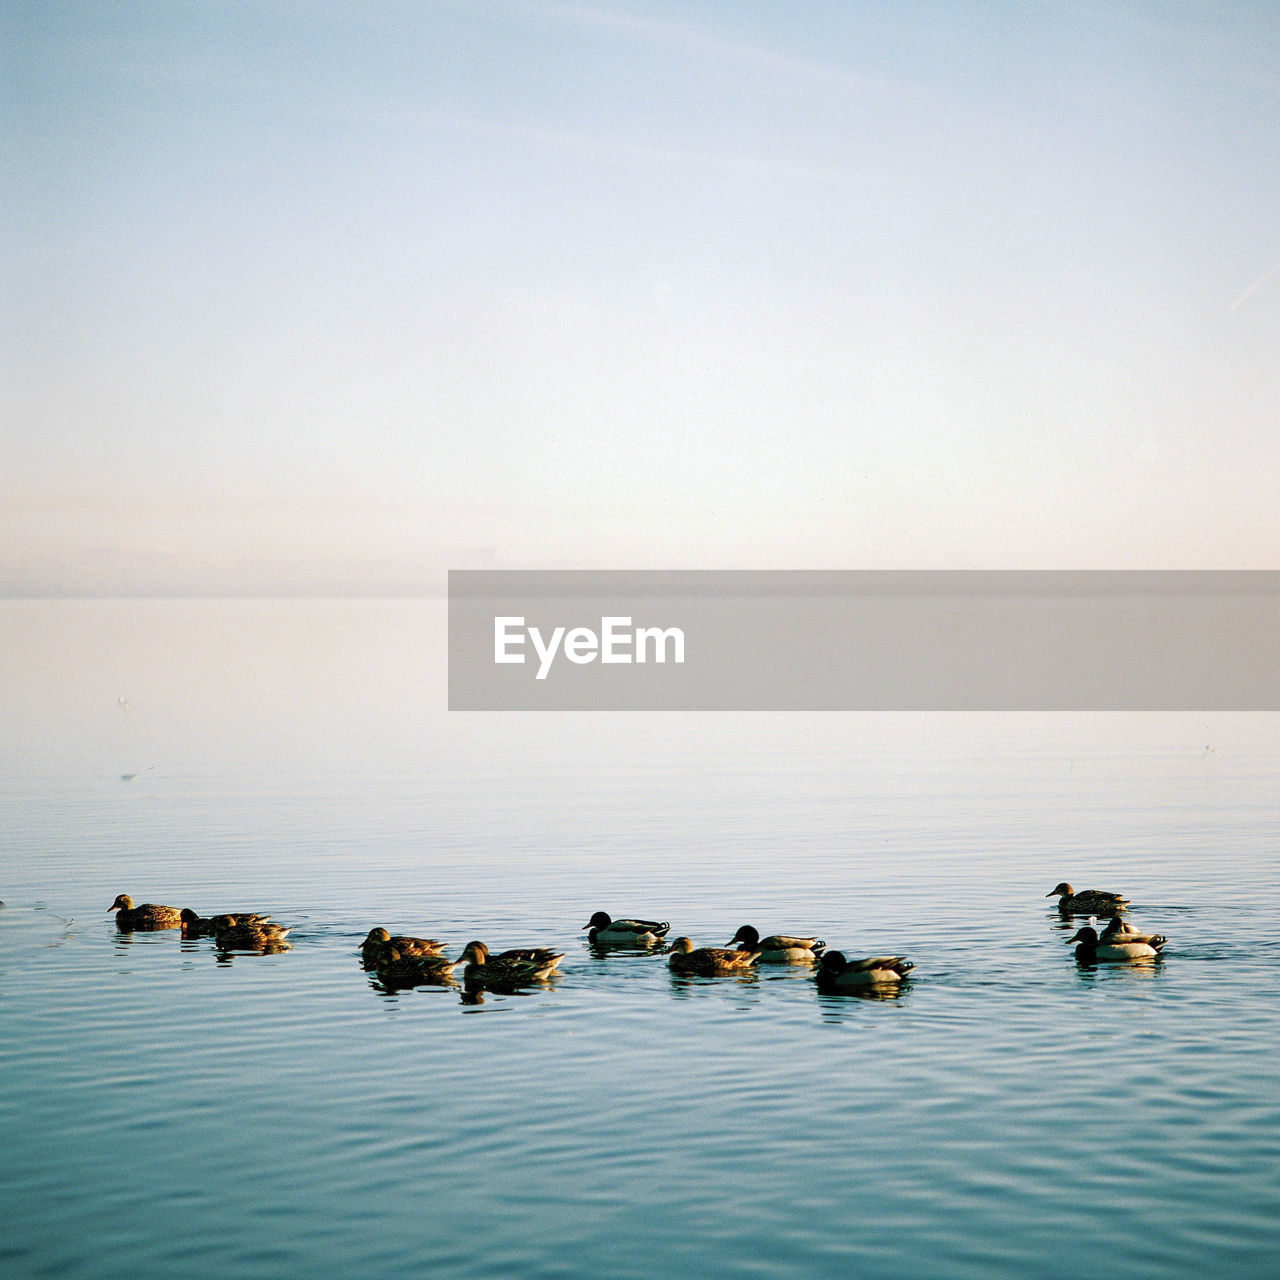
[106,880,1169,995]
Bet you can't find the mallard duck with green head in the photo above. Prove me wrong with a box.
[816,949,913,989]
[109,894,182,931]
[728,924,826,963]
[1069,925,1164,962]
[582,911,670,946]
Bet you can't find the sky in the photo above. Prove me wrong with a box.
[4,0,1279,594]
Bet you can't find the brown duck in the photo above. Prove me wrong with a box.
[180,908,273,938]
[109,894,182,931]
[457,940,563,987]
[361,927,447,969]
[667,937,759,976]
[213,918,292,951]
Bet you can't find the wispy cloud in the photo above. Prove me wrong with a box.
[1229,261,1280,314]
[525,0,925,103]
[378,106,904,186]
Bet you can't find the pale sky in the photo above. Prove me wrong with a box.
[4,0,1278,593]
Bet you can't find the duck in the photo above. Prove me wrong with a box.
[815,949,913,989]
[1099,916,1167,947]
[666,937,759,976]
[179,908,273,938]
[727,924,826,963]
[1046,882,1129,915]
[375,947,459,987]
[582,911,670,946]
[360,927,447,968]
[213,919,293,951]
[109,894,182,931]
[458,940,564,987]
[1069,925,1164,962]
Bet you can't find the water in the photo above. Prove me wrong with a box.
[2,599,1278,1279]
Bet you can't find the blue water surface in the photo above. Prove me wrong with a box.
[2,600,1277,1279]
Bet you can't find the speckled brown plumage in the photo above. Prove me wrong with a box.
[110,894,182,931]
[458,940,563,987]
[361,927,447,969]
[666,937,759,976]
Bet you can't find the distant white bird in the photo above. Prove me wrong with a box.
[117,697,131,712]
[120,765,155,782]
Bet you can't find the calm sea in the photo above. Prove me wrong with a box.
[2,599,1278,1279]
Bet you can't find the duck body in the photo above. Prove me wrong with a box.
[109,894,182,931]
[1046,882,1129,916]
[1098,917,1167,947]
[583,911,670,946]
[728,924,825,963]
[1070,926,1164,962]
[214,919,292,951]
[180,908,272,938]
[375,949,458,987]
[666,937,759,976]
[458,941,563,987]
[816,949,913,989]
[361,927,446,969]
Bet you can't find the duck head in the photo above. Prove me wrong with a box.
[728,925,759,948]
[582,911,612,931]
[1046,883,1074,898]
[1068,927,1099,945]
[108,894,133,913]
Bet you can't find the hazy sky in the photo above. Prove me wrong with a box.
[5,0,1278,593]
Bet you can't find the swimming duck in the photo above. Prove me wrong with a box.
[109,894,182,931]
[1046,883,1129,915]
[1069,926,1164,962]
[458,940,564,987]
[728,924,826,963]
[375,947,459,987]
[1099,916,1167,947]
[582,911,670,946]
[179,908,273,938]
[815,949,913,988]
[213,919,293,951]
[360,927,447,968]
[666,937,759,976]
